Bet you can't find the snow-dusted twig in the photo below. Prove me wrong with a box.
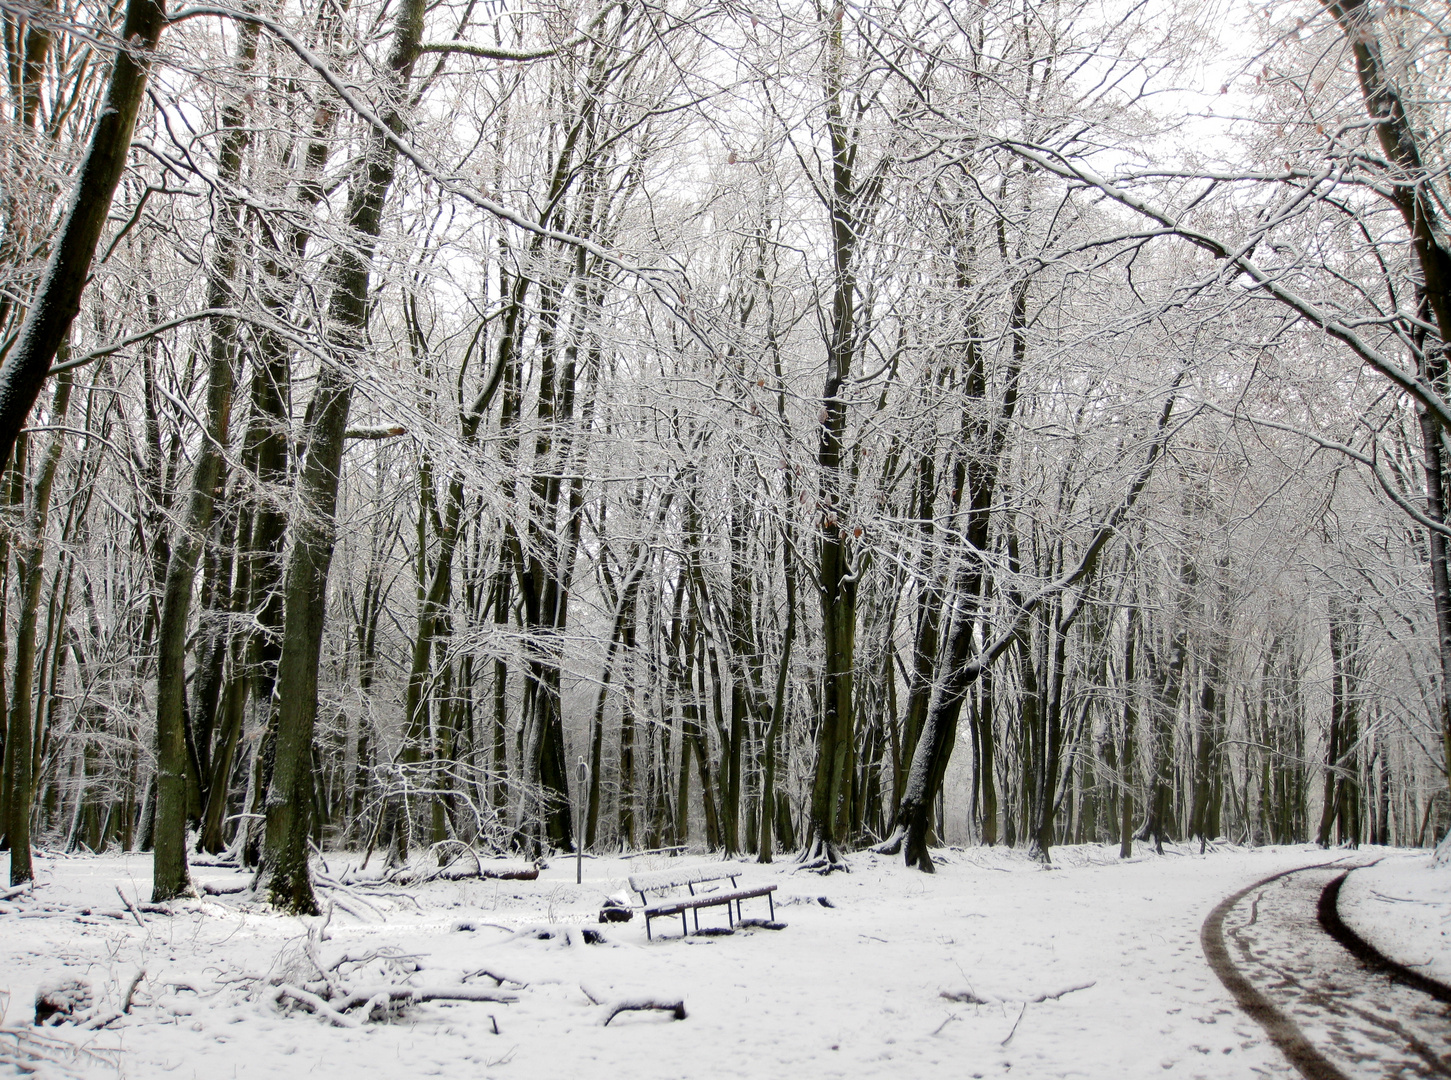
[461,968,528,988]
[330,985,519,1012]
[940,980,1096,1005]
[114,886,145,928]
[491,924,605,947]
[0,1025,117,1074]
[0,885,29,902]
[326,948,426,974]
[78,1009,122,1031]
[1001,1003,1027,1046]
[930,1013,960,1037]
[324,894,376,923]
[305,928,344,999]
[272,985,360,1028]
[121,969,145,1014]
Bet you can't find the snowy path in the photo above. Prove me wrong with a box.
[1207,862,1451,1079]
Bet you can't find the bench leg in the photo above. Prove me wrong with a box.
[683,911,689,937]
[768,892,775,922]
[646,914,653,941]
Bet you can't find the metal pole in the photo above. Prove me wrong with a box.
[576,757,588,885]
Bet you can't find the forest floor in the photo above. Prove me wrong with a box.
[0,841,1441,1079]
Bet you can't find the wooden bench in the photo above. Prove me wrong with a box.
[628,866,777,940]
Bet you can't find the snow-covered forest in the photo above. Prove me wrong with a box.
[0,0,1449,913]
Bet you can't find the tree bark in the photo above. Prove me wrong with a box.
[0,0,168,472]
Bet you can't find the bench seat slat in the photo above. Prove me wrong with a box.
[628,866,735,894]
[642,884,776,918]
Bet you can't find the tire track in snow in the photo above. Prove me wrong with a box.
[1203,862,1451,1080]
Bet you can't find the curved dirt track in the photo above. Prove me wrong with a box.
[1203,862,1451,1079]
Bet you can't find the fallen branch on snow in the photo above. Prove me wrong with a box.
[265,935,518,1028]
[0,1025,118,1074]
[114,887,145,928]
[122,969,146,1014]
[331,986,519,1011]
[580,984,686,1026]
[495,924,607,947]
[1001,1002,1027,1046]
[273,985,359,1028]
[940,979,1096,1005]
[461,968,528,988]
[200,881,248,896]
[389,844,539,884]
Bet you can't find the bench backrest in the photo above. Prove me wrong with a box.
[628,865,737,896]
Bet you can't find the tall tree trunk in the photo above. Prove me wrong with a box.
[4,371,70,883]
[0,0,167,472]
[758,508,797,864]
[257,0,426,912]
[802,11,862,870]
[151,20,257,898]
[1119,602,1138,858]
[1322,0,1451,806]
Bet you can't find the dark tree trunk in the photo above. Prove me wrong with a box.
[1322,0,1451,807]
[257,0,425,913]
[4,372,70,884]
[151,20,257,897]
[0,0,167,473]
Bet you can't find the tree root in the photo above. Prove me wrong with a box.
[872,828,905,856]
[796,835,850,874]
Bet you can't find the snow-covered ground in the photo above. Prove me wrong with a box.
[0,842,1395,1079]
[1338,851,1451,987]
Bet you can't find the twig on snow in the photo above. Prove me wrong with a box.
[0,1025,118,1072]
[305,927,344,999]
[930,1013,960,1036]
[329,986,519,1012]
[114,886,145,928]
[1001,1003,1026,1046]
[122,969,146,1014]
[272,985,360,1028]
[461,968,528,988]
[940,980,1096,1005]
[324,894,375,923]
